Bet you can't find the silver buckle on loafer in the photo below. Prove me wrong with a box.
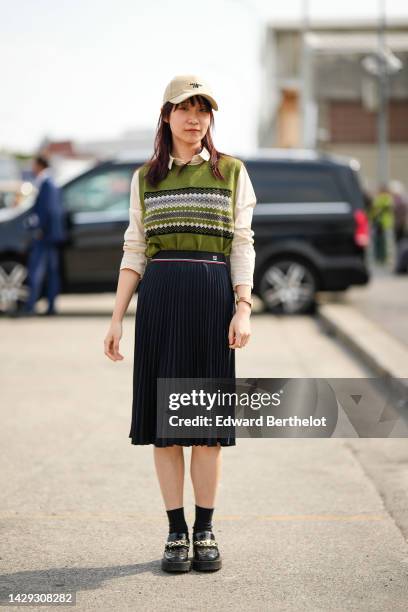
[193,539,218,547]
[165,539,189,548]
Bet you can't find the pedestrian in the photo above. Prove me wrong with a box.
[390,180,408,244]
[369,184,395,264]
[389,180,408,274]
[21,154,66,316]
[104,74,256,573]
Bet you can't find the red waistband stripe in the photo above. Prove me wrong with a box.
[151,258,226,265]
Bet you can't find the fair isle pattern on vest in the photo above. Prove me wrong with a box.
[144,186,234,238]
[138,155,242,259]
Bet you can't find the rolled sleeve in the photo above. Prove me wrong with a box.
[119,168,147,277]
[230,162,257,291]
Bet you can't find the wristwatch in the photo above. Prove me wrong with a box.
[235,296,253,310]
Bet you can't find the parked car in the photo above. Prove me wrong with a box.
[0,150,370,315]
[247,150,370,313]
[0,155,34,211]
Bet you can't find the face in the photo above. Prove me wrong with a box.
[164,96,211,147]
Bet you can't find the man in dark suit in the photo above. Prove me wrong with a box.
[22,154,66,315]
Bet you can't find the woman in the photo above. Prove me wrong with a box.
[104,74,256,573]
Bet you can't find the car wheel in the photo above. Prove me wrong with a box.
[259,258,317,315]
[0,260,30,314]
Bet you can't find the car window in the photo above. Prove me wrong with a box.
[0,157,20,181]
[63,167,133,213]
[245,162,345,204]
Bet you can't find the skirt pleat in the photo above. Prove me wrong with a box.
[129,250,236,447]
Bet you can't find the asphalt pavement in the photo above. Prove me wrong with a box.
[1,293,408,611]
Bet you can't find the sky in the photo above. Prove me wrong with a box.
[1,0,408,156]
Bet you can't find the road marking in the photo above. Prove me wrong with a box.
[0,511,386,522]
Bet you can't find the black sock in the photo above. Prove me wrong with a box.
[193,504,214,533]
[166,507,188,534]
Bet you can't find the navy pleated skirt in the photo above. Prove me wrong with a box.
[129,249,236,447]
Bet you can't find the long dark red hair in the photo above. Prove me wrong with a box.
[143,94,230,188]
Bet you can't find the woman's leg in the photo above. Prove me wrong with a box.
[153,445,185,510]
[190,444,222,508]
[190,444,223,571]
[156,445,190,572]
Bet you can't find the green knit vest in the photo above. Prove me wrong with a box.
[138,155,242,258]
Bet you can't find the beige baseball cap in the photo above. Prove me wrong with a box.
[162,74,218,111]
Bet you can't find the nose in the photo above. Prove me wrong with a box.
[186,108,200,122]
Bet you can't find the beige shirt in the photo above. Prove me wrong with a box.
[120,146,257,290]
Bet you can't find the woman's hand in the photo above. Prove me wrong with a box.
[104,320,124,361]
[228,306,251,349]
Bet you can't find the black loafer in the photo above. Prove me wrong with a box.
[161,531,191,572]
[192,530,222,571]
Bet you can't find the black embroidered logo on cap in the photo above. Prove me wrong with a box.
[189,82,202,88]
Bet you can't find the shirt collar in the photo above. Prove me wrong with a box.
[35,168,50,188]
[168,146,210,169]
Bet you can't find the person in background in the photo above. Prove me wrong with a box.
[389,180,408,274]
[18,154,66,316]
[369,184,395,264]
[389,180,408,244]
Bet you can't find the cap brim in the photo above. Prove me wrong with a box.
[169,91,218,111]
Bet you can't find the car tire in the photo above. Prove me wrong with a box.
[259,258,318,315]
[0,260,30,315]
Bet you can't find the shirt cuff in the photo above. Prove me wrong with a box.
[231,278,254,291]
[119,252,147,277]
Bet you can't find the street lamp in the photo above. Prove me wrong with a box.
[361,0,403,188]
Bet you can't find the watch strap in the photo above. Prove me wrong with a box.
[235,296,253,309]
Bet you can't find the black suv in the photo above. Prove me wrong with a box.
[0,149,370,315]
